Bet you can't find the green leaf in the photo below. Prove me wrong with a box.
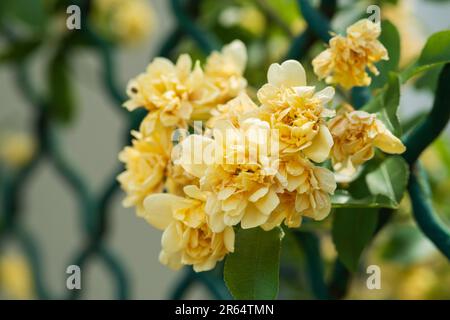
[332,155,407,210]
[332,208,378,272]
[47,51,76,124]
[366,155,409,205]
[401,30,450,82]
[371,20,400,89]
[363,73,401,136]
[379,73,401,136]
[331,190,398,209]
[418,30,450,66]
[224,227,283,300]
[401,112,427,135]
[414,65,442,92]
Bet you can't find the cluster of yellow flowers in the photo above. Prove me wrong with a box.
[118,40,247,218]
[124,40,247,128]
[118,41,248,271]
[118,19,406,272]
[92,0,155,45]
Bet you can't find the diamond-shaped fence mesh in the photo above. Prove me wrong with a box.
[0,0,449,300]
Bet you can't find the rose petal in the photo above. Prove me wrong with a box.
[248,187,269,202]
[267,60,307,87]
[303,125,334,163]
[143,193,186,230]
[222,40,247,72]
[241,204,270,229]
[178,135,214,177]
[161,222,183,253]
[224,227,235,252]
[254,188,279,215]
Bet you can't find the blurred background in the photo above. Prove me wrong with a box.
[0,0,449,299]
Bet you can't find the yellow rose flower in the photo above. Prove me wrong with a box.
[261,192,301,230]
[262,155,336,230]
[396,266,436,300]
[276,153,336,221]
[113,0,154,44]
[118,116,173,216]
[312,19,388,89]
[143,185,235,272]
[198,40,248,121]
[219,5,266,36]
[207,92,258,128]
[257,60,335,163]
[124,54,207,128]
[124,41,247,127]
[93,0,154,45]
[177,119,281,231]
[0,132,36,169]
[328,104,406,181]
[0,253,34,299]
[165,161,199,197]
[205,40,247,95]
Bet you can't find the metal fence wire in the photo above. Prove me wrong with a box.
[0,0,449,300]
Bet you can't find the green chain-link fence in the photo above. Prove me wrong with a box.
[0,0,449,300]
